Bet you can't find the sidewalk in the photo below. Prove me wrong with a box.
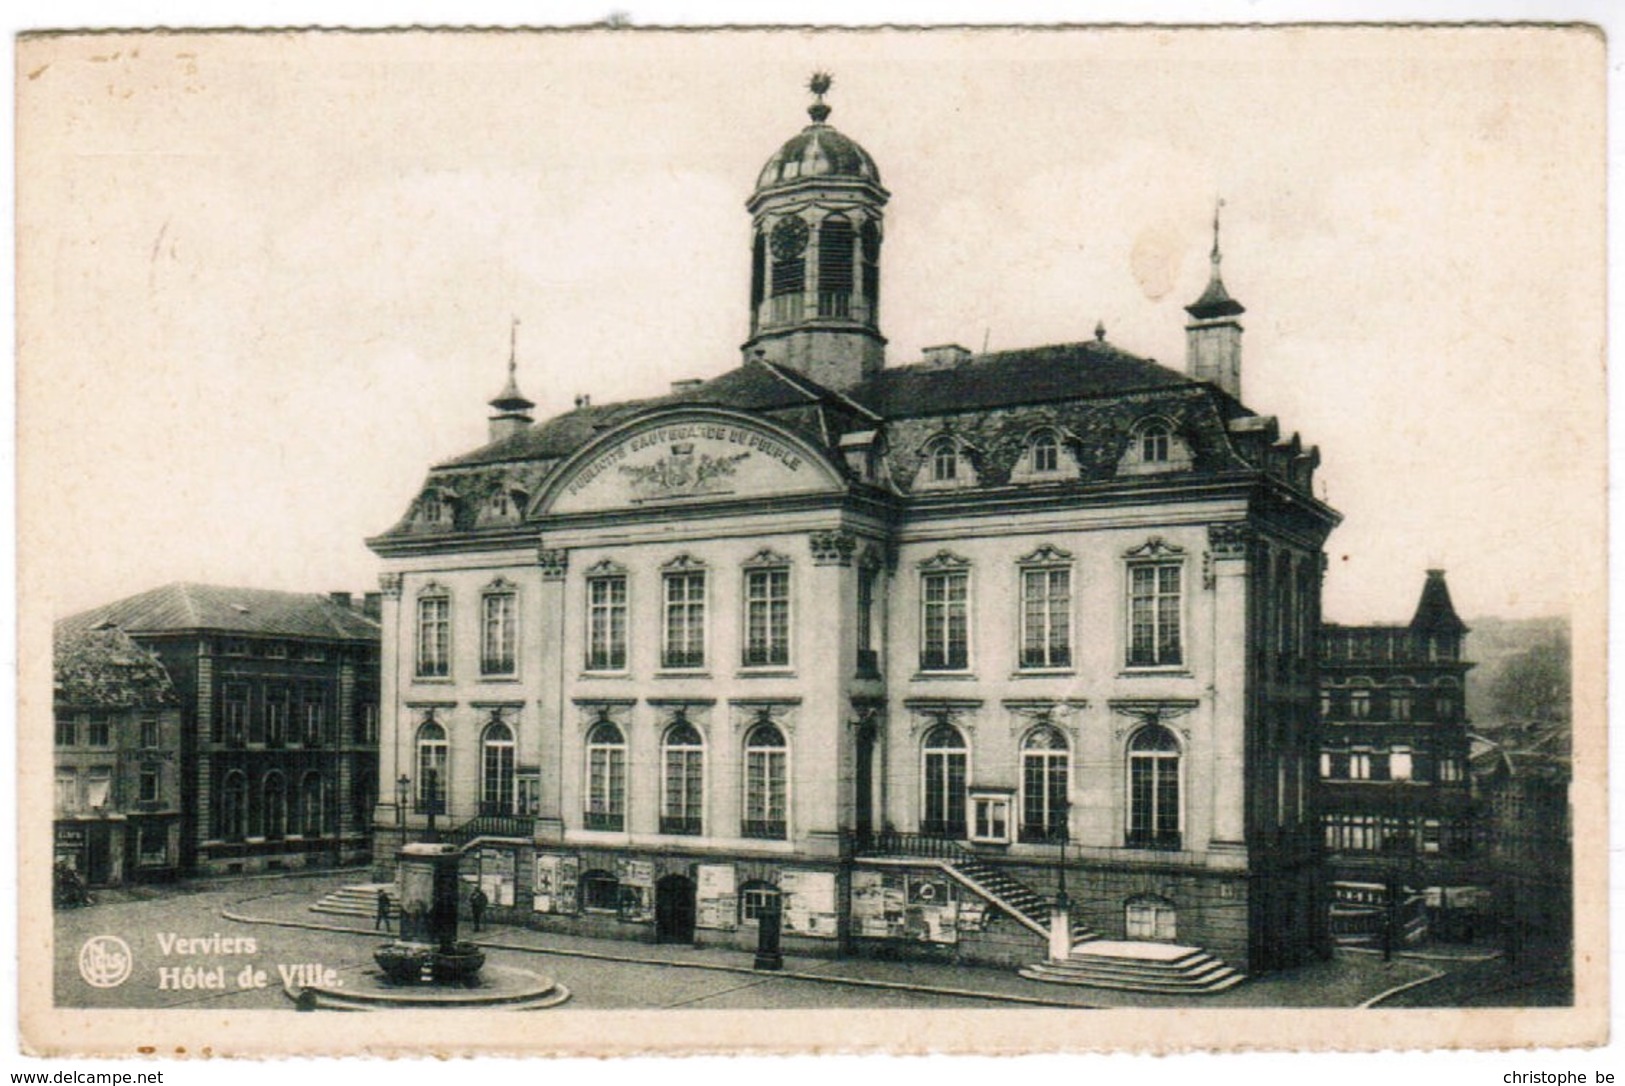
[223,884,1443,1010]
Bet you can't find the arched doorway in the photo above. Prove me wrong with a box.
[655,874,697,944]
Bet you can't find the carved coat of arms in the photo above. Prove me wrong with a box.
[620,443,750,497]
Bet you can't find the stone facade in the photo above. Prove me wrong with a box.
[369,81,1339,974]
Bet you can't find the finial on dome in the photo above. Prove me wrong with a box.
[1094,320,1107,342]
[1211,197,1224,265]
[807,71,833,124]
[489,315,534,422]
[507,315,519,381]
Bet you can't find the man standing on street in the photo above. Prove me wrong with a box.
[469,885,489,933]
[375,888,393,932]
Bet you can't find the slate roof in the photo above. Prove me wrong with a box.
[439,360,864,470]
[846,340,1200,418]
[54,625,179,710]
[58,583,380,642]
[1411,570,1468,634]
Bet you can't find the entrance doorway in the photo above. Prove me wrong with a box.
[655,874,696,943]
[86,824,114,886]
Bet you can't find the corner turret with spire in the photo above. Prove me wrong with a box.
[488,317,535,443]
[1185,200,1246,400]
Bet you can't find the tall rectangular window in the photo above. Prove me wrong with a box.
[139,714,160,749]
[302,697,325,746]
[587,575,628,671]
[1019,567,1072,669]
[1349,689,1371,719]
[85,768,113,810]
[856,565,880,677]
[662,572,706,669]
[920,570,969,671]
[263,688,287,746]
[222,686,248,745]
[481,591,517,675]
[86,716,111,747]
[416,595,451,678]
[1128,562,1182,667]
[139,767,160,804]
[743,567,791,667]
[55,771,76,812]
[54,716,76,747]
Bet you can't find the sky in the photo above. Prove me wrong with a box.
[17,26,1605,626]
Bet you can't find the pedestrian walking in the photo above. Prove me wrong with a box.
[375,888,393,932]
[469,886,489,933]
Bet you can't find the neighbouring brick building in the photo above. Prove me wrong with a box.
[53,624,184,885]
[1318,570,1480,939]
[368,78,1339,973]
[57,584,381,877]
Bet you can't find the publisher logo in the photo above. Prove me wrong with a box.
[78,935,133,988]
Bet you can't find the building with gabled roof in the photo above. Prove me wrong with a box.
[368,77,1339,976]
[53,624,183,885]
[58,583,381,877]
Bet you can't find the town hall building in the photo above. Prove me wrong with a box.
[367,77,1340,975]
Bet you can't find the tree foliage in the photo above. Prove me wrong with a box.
[1489,635,1570,723]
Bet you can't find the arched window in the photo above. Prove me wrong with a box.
[298,772,326,837]
[661,717,705,836]
[769,215,809,323]
[579,868,621,913]
[921,722,968,839]
[860,219,881,324]
[749,231,767,328]
[1020,725,1070,842]
[1125,894,1177,941]
[929,437,959,482]
[262,771,286,840]
[585,718,627,831]
[415,718,447,814]
[481,718,516,816]
[817,214,855,317]
[742,720,788,840]
[1140,421,1171,463]
[219,771,247,841]
[738,880,781,924]
[1127,726,1181,850]
[1029,430,1059,474]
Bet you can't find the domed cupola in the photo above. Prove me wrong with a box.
[743,73,889,391]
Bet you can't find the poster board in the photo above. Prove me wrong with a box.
[695,863,738,931]
[532,851,579,915]
[851,869,961,944]
[476,847,517,907]
[779,868,838,939]
[616,856,655,923]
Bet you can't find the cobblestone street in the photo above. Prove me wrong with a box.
[51,873,1468,1012]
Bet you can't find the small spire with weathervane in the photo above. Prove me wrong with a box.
[488,316,536,443]
[808,71,833,125]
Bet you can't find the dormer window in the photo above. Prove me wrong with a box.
[930,438,958,482]
[1119,417,1193,476]
[1141,422,1171,463]
[1031,430,1059,473]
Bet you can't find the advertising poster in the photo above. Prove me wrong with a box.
[695,863,737,931]
[476,847,517,907]
[615,856,655,923]
[780,868,838,939]
[850,869,906,938]
[532,852,579,915]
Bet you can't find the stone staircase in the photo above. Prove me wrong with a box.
[1019,940,1245,994]
[311,882,395,920]
[950,857,1095,944]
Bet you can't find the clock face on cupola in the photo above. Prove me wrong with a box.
[770,216,810,261]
